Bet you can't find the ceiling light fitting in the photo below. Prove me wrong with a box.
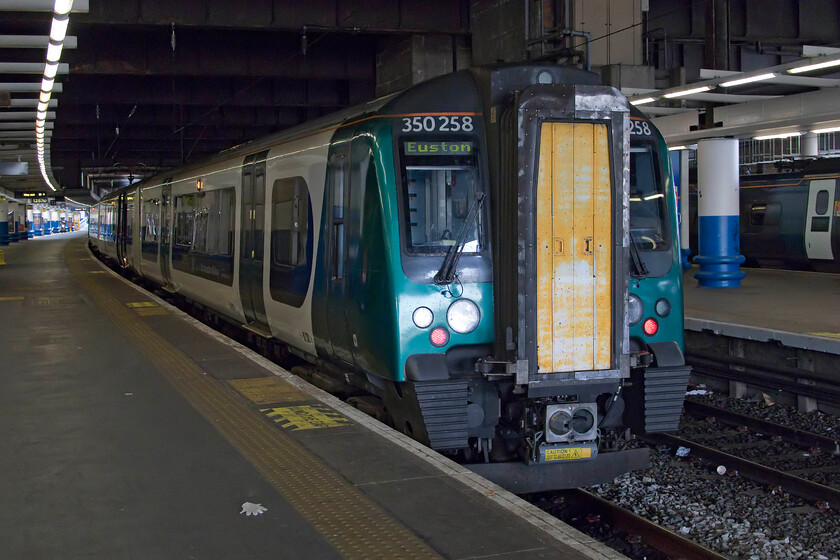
[663,86,712,98]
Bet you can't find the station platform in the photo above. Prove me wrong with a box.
[682,266,840,355]
[0,232,622,560]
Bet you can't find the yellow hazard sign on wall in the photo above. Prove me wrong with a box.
[261,404,352,431]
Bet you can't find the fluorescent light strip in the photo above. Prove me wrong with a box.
[720,72,776,87]
[788,58,840,74]
[630,97,655,106]
[668,145,688,151]
[754,132,801,141]
[812,126,840,134]
[663,85,711,98]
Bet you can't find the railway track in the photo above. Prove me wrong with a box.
[646,399,840,510]
[553,489,728,560]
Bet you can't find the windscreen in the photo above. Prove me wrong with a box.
[401,140,482,254]
[629,144,670,252]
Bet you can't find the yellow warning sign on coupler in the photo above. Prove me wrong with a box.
[261,404,352,431]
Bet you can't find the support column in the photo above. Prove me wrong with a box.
[802,132,819,158]
[694,138,745,288]
[26,206,34,238]
[0,195,9,246]
[42,206,51,236]
[51,209,59,234]
[8,203,19,242]
[679,149,692,269]
[16,205,27,241]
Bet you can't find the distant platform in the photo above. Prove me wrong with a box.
[683,266,840,355]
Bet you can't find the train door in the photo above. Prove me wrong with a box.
[160,183,173,285]
[116,193,128,265]
[805,179,835,261]
[239,151,270,331]
[323,129,356,366]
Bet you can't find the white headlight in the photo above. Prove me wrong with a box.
[412,307,434,329]
[446,299,480,334]
[629,293,643,326]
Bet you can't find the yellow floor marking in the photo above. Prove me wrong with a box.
[262,404,353,431]
[808,332,840,340]
[135,307,169,316]
[70,243,439,560]
[0,296,25,301]
[88,270,106,274]
[228,376,309,405]
[127,301,158,308]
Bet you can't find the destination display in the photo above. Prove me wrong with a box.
[404,140,475,155]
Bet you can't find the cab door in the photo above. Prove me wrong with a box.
[239,151,270,331]
[805,179,836,261]
[322,129,356,366]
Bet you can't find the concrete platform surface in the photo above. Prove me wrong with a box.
[0,232,625,560]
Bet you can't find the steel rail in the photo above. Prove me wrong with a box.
[562,489,728,560]
[646,433,840,510]
[687,359,840,404]
[684,400,840,452]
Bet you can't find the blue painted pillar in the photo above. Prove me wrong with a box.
[7,203,19,243]
[0,196,9,246]
[694,138,745,288]
[42,207,51,236]
[26,207,33,238]
[51,209,59,234]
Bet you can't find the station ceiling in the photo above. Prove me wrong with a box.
[0,0,469,201]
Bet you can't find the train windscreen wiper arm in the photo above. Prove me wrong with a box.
[434,192,486,285]
[629,231,649,279]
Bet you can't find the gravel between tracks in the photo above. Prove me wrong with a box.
[591,390,840,560]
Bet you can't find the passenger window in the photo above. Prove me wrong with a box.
[271,177,310,267]
[174,189,235,256]
[175,194,197,247]
[815,189,829,215]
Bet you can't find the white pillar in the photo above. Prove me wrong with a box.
[802,132,819,158]
[694,138,745,288]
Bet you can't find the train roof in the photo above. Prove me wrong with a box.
[96,63,607,203]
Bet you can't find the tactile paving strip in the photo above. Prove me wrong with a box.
[70,245,441,560]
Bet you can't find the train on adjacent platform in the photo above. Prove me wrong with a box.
[89,64,689,492]
[686,158,840,273]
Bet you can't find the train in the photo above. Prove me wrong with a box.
[89,63,689,493]
[686,158,840,273]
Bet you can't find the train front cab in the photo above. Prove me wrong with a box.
[368,66,689,491]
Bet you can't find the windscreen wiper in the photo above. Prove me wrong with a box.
[435,192,486,285]
[629,232,649,279]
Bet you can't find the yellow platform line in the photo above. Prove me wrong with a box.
[68,243,441,560]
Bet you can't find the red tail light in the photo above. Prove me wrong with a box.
[430,327,450,347]
[643,318,658,336]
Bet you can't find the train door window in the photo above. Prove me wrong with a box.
[175,194,196,248]
[331,154,347,279]
[141,197,160,260]
[126,198,135,243]
[400,140,482,254]
[271,177,310,267]
[812,189,831,232]
[815,189,830,215]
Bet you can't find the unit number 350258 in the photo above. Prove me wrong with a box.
[401,115,474,133]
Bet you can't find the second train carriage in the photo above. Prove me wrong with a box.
[90,64,689,492]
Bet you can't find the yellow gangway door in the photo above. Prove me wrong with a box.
[536,122,612,373]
